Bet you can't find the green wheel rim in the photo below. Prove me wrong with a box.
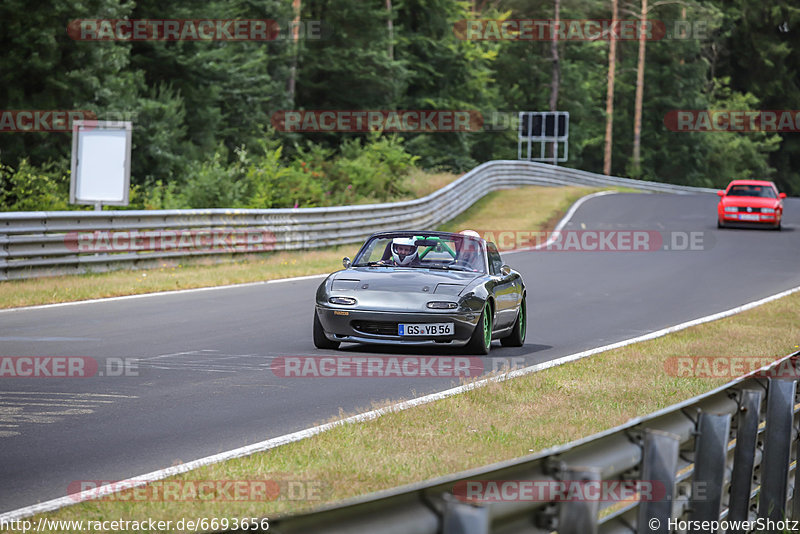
[519,302,526,341]
[483,305,491,348]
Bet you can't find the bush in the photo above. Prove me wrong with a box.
[180,147,250,208]
[404,133,476,173]
[0,131,423,211]
[242,144,291,208]
[241,133,418,208]
[330,135,418,202]
[133,179,184,210]
[0,159,71,211]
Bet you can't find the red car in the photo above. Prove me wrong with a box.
[717,179,786,231]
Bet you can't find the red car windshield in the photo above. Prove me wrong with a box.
[726,185,777,198]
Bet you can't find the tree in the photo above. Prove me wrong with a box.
[287,0,302,104]
[603,0,619,175]
[714,0,800,194]
[0,0,138,166]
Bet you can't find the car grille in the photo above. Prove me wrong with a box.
[734,207,763,213]
[351,321,399,336]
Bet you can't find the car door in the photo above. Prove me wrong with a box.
[486,242,518,329]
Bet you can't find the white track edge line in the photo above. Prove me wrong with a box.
[504,190,616,255]
[3,281,799,522]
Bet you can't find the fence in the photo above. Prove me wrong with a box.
[0,161,716,280]
[265,352,800,534]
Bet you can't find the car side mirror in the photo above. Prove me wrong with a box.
[342,257,352,268]
[779,192,787,199]
[501,265,511,276]
[717,190,725,197]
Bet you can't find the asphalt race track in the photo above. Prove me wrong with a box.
[1,192,799,513]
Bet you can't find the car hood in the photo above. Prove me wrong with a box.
[331,267,480,294]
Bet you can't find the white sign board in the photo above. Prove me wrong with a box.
[70,120,132,206]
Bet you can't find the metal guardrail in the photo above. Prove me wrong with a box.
[0,161,717,280]
[263,352,800,534]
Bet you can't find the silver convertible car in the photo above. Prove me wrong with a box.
[313,230,526,354]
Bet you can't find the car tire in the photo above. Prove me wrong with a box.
[313,310,340,350]
[717,218,724,229]
[501,296,526,347]
[467,302,492,355]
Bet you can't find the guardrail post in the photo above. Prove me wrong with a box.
[727,389,762,527]
[0,232,7,281]
[758,378,796,522]
[637,429,679,534]
[557,467,600,534]
[442,494,489,534]
[688,412,731,526]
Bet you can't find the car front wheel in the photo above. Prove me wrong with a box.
[501,297,526,347]
[467,303,492,355]
[313,310,340,350]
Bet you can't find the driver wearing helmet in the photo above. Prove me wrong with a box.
[386,237,420,266]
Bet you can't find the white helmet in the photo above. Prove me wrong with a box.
[391,237,418,265]
[459,230,481,238]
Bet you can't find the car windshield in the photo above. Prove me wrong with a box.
[353,234,487,272]
[726,185,777,198]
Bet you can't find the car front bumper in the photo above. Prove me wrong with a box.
[720,212,780,224]
[315,305,481,346]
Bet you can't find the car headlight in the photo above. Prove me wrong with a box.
[724,206,737,212]
[329,296,357,305]
[427,301,458,309]
[762,208,775,214]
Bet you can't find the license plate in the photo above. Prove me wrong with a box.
[739,213,760,221]
[398,323,454,336]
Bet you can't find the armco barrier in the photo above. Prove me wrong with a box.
[263,352,800,534]
[0,161,716,280]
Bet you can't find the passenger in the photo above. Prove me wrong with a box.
[456,230,483,271]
